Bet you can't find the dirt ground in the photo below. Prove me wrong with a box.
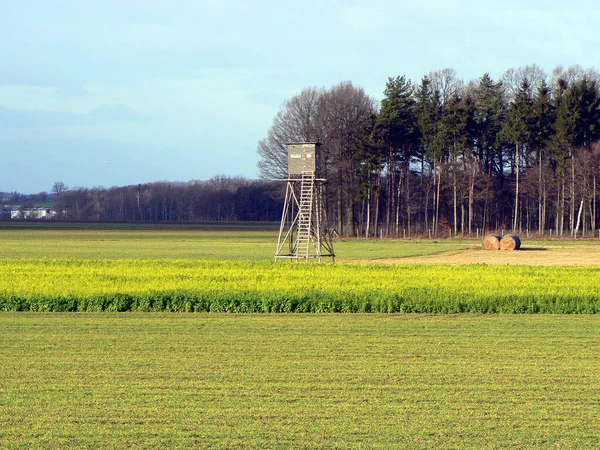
[363,243,600,266]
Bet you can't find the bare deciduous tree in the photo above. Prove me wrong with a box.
[550,64,600,98]
[318,81,378,235]
[501,64,547,102]
[52,181,68,196]
[257,87,323,179]
[256,82,377,235]
[428,68,464,108]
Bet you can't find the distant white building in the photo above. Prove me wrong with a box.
[10,207,56,220]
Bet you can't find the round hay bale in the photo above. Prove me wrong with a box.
[500,234,521,250]
[482,234,502,250]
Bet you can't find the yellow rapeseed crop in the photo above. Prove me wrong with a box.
[1,259,600,313]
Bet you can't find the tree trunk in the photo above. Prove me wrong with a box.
[386,147,394,236]
[468,161,476,235]
[525,199,529,236]
[374,170,381,238]
[560,178,565,236]
[542,180,547,236]
[538,152,543,235]
[555,178,560,236]
[570,149,575,236]
[589,201,594,237]
[593,174,597,233]
[461,200,465,236]
[365,187,371,238]
[395,166,402,236]
[405,164,412,235]
[420,157,426,232]
[424,182,430,234]
[513,142,519,232]
[435,157,442,236]
[338,167,344,235]
[346,168,354,237]
[431,160,436,236]
[453,158,457,237]
[136,190,143,221]
[575,198,584,236]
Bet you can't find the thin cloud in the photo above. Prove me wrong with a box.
[54,84,88,97]
[0,104,142,129]
[246,91,283,108]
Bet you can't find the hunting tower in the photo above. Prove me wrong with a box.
[275,143,335,262]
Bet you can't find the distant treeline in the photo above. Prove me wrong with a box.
[48,177,283,222]
[258,64,600,238]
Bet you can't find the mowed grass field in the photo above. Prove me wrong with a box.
[1,226,600,447]
[1,314,599,448]
[0,227,475,261]
[0,225,598,262]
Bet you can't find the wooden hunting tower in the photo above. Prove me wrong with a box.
[275,143,335,262]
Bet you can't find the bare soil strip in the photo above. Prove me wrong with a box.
[357,244,600,266]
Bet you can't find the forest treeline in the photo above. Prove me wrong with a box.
[258,64,600,238]
[37,177,282,222]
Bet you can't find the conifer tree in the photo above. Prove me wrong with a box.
[376,76,418,235]
[474,73,506,230]
[531,80,555,233]
[499,78,535,230]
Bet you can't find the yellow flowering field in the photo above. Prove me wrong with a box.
[2,258,600,313]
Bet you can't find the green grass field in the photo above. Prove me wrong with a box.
[0,228,477,260]
[1,314,599,448]
[1,227,600,447]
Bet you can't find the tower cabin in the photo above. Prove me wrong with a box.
[287,142,321,178]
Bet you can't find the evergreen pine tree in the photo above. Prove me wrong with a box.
[376,76,418,235]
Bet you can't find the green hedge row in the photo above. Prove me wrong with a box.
[2,291,599,314]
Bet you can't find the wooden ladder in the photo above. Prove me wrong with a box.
[295,172,315,259]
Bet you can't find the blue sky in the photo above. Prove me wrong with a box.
[2,0,599,194]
